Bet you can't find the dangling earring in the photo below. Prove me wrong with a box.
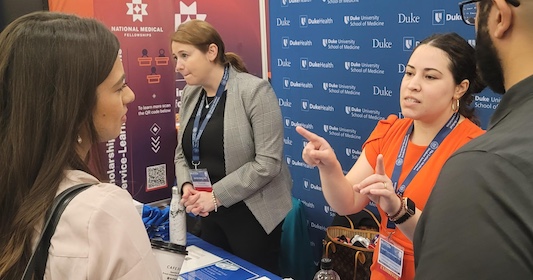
[451,99,460,113]
[77,135,82,144]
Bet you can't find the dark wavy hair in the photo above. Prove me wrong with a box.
[416,32,486,126]
[171,19,248,73]
[0,12,119,278]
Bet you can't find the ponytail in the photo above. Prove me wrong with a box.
[224,52,248,73]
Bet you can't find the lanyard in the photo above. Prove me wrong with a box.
[191,66,229,168]
[387,112,459,228]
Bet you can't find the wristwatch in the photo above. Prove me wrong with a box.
[394,197,415,224]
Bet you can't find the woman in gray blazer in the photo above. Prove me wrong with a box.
[172,20,292,275]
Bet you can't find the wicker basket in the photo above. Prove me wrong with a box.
[323,208,380,280]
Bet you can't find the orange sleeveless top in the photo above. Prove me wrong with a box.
[363,115,484,280]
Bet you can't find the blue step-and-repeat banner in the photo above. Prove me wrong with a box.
[269,0,501,265]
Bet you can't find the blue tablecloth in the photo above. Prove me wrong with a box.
[184,233,282,280]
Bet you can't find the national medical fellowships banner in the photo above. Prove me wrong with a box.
[270,0,500,265]
[50,0,265,203]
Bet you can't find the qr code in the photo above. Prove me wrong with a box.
[146,164,167,190]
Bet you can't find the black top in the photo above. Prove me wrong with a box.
[182,90,227,184]
[414,75,533,279]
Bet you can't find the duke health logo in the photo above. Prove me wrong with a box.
[126,0,148,22]
[300,58,308,70]
[432,10,445,25]
[301,99,309,111]
[283,77,314,89]
[299,15,308,27]
[281,0,288,7]
[344,16,350,25]
[284,117,291,127]
[282,37,313,48]
[282,37,289,49]
[283,77,290,89]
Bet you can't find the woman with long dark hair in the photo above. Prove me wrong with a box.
[0,12,161,279]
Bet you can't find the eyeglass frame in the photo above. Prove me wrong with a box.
[458,0,521,26]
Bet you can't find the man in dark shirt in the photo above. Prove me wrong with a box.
[414,1,533,279]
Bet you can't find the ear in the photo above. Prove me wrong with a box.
[492,0,513,38]
[454,79,470,99]
[206,43,218,62]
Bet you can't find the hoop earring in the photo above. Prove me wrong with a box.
[451,99,460,113]
[77,135,82,144]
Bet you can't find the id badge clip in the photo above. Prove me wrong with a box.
[377,236,404,279]
[188,168,213,192]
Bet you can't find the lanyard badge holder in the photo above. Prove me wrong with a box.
[188,66,229,192]
[377,112,460,278]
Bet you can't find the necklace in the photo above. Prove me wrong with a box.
[205,97,215,109]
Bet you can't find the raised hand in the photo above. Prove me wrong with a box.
[354,154,401,216]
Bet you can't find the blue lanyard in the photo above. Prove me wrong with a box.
[191,66,229,168]
[387,112,459,228]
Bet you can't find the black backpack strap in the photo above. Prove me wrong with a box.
[22,183,94,280]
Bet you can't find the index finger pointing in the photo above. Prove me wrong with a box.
[296,126,322,143]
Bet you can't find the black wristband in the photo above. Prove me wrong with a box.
[394,197,415,224]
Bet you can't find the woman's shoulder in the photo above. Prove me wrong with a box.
[230,69,268,88]
[60,170,136,214]
[366,114,411,143]
[52,171,159,279]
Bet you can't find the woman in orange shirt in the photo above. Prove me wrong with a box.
[297,33,485,280]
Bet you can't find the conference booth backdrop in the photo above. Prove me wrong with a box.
[269,0,500,264]
[1,0,500,267]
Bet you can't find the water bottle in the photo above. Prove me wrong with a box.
[169,186,186,246]
[313,258,340,280]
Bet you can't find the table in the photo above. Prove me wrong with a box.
[180,233,282,280]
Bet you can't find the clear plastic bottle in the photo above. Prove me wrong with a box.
[313,258,340,280]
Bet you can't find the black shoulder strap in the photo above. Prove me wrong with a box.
[42,0,49,10]
[21,183,94,280]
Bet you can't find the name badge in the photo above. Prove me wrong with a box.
[377,237,404,278]
[188,169,212,192]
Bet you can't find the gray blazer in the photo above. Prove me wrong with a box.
[174,66,293,234]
